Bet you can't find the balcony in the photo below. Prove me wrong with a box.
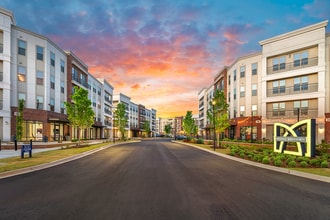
[0,43,3,53]
[0,100,2,110]
[267,83,318,97]
[267,57,318,75]
[266,108,318,119]
[0,71,3,82]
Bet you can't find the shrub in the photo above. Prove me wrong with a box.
[288,161,296,168]
[310,158,321,166]
[321,160,329,168]
[300,161,308,168]
[296,157,305,162]
[196,139,204,144]
[247,154,253,159]
[253,155,259,162]
[274,159,282,167]
[262,157,270,164]
[239,153,245,158]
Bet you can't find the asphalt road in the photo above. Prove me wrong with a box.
[0,139,329,220]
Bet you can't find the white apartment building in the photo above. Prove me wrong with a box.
[113,93,131,139]
[197,85,213,139]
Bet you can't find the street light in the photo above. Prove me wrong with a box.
[212,100,216,151]
[112,111,116,143]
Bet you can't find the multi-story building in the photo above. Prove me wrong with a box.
[199,20,329,144]
[198,85,213,139]
[0,7,156,142]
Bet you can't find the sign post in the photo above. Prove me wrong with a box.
[21,141,33,159]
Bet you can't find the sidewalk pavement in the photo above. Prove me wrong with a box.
[0,147,62,159]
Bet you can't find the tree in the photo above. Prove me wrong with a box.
[207,89,230,148]
[16,99,24,141]
[114,102,128,140]
[182,111,198,139]
[142,120,151,137]
[65,86,95,145]
[164,124,172,136]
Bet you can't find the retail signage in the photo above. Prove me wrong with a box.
[21,144,32,158]
[274,119,315,157]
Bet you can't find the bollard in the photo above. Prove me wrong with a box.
[15,140,17,151]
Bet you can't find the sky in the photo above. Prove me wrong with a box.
[1,0,329,118]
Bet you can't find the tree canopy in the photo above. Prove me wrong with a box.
[182,111,198,138]
[114,102,128,140]
[142,120,151,137]
[164,124,172,135]
[65,86,94,144]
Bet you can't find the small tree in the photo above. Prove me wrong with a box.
[207,89,230,148]
[65,86,95,145]
[182,111,198,139]
[142,120,151,137]
[114,102,128,140]
[16,99,24,141]
[164,124,172,136]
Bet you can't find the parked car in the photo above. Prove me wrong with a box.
[175,135,187,140]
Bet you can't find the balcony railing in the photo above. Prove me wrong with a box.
[267,57,318,75]
[266,108,318,119]
[267,83,318,97]
[0,71,3,82]
[0,100,3,110]
[0,43,3,53]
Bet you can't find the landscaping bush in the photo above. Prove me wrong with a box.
[321,160,329,168]
[196,139,204,144]
[262,157,270,164]
[274,159,282,167]
[310,158,321,166]
[300,161,308,168]
[288,161,296,168]
[239,153,245,158]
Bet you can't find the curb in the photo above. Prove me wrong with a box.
[0,141,139,180]
[172,141,330,184]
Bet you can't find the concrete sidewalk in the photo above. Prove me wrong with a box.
[0,147,62,159]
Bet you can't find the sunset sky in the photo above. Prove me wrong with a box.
[1,0,329,118]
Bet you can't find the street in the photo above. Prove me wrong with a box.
[0,139,329,219]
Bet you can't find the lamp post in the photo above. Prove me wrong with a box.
[113,112,116,143]
[212,100,216,151]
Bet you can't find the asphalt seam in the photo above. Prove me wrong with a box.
[172,141,330,184]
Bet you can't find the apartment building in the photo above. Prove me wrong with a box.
[0,7,156,142]
[199,20,329,144]
[197,85,213,139]
[259,20,329,144]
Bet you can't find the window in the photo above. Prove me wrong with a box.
[240,66,245,78]
[240,86,245,97]
[294,51,308,67]
[228,92,231,102]
[61,60,65,73]
[18,93,26,101]
[294,100,308,116]
[50,75,55,89]
[272,80,285,94]
[228,75,231,85]
[252,84,257,96]
[294,76,308,91]
[272,103,285,116]
[61,81,65,93]
[36,71,44,85]
[252,105,257,116]
[240,106,245,117]
[36,96,43,110]
[233,70,237,81]
[233,88,236,100]
[18,40,26,56]
[50,52,55,66]
[36,46,43,61]
[61,102,65,114]
[18,66,26,82]
[273,56,286,71]
[252,63,257,75]
[50,99,55,111]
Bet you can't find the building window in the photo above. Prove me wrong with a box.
[240,66,245,78]
[252,63,257,75]
[18,93,26,101]
[36,71,44,85]
[294,76,308,91]
[36,96,43,110]
[50,99,55,111]
[294,100,308,116]
[240,86,245,97]
[233,88,236,100]
[228,75,231,85]
[252,105,257,116]
[272,80,285,94]
[233,70,237,81]
[61,81,65,93]
[228,92,231,102]
[61,102,65,113]
[50,52,55,66]
[18,66,26,82]
[252,84,257,96]
[18,40,26,56]
[273,56,286,71]
[240,106,245,117]
[294,51,308,67]
[50,75,55,89]
[36,46,43,61]
[61,59,65,73]
[273,102,285,116]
